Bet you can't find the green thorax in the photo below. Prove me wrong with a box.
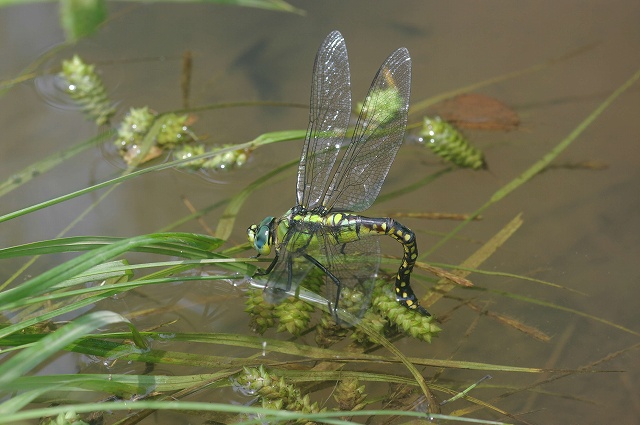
[277,208,369,252]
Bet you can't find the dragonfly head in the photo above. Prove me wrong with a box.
[247,216,275,256]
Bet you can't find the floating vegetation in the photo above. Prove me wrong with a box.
[273,295,315,336]
[369,281,441,343]
[40,410,90,425]
[333,377,368,411]
[245,287,277,335]
[245,275,441,344]
[349,310,388,345]
[246,270,323,336]
[114,107,196,165]
[58,55,252,173]
[173,144,253,172]
[417,116,487,170]
[234,365,324,414]
[59,55,116,126]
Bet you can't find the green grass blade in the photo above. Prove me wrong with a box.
[2,274,242,312]
[0,0,304,13]
[0,387,57,415]
[0,291,120,339]
[109,0,305,14]
[59,0,107,41]
[4,373,229,395]
[480,287,640,337]
[410,42,597,115]
[0,131,112,198]
[0,400,511,425]
[0,233,220,310]
[215,157,298,240]
[0,235,224,259]
[0,129,306,224]
[72,332,562,373]
[0,311,146,388]
[210,0,304,14]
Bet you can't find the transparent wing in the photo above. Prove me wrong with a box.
[296,30,352,210]
[322,47,411,212]
[319,232,379,321]
[263,221,379,322]
[262,222,316,305]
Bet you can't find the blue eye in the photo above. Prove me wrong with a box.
[248,217,274,255]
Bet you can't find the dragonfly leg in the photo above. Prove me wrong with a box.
[285,255,293,291]
[302,252,342,314]
[255,252,279,276]
[260,254,291,304]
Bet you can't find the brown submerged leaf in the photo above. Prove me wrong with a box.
[435,93,519,131]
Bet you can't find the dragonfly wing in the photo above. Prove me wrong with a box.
[323,47,411,212]
[263,220,380,322]
[262,257,314,305]
[297,30,352,210]
[262,232,315,305]
[317,230,380,321]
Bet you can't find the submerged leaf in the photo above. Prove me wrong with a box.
[435,93,519,131]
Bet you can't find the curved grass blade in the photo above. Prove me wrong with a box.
[6,372,230,396]
[355,317,439,413]
[59,0,107,44]
[0,235,223,259]
[0,233,220,319]
[0,311,146,388]
[410,42,598,115]
[0,127,306,225]
[0,401,511,425]
[2,331,558,374]
[0,131,112,198]
[0,387,60,416]
[2,274,240,312]
[215,157,298,240]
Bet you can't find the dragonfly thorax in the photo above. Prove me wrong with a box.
[247,216,275,255]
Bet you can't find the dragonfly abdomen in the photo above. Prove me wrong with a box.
[359,217,431,316]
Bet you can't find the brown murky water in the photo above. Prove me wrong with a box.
[1,1,639,423]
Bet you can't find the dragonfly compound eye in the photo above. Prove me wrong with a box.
[249,216,275,255]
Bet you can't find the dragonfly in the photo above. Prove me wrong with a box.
[247,31,430,321]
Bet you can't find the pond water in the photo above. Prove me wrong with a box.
[1,1,638,424]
